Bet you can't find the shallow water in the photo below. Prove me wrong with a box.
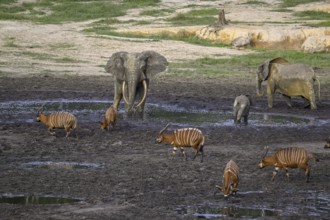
[176,190,330,218]
[0,99,327,127]
[20,161,103,169]
[176,205,280,218]
[0,194,81,204]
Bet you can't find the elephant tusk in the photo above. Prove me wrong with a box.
[122,81,130,105]
[136,80,148,108]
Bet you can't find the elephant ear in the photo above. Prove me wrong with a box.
[257,60,270,81]
[140,51,168,78]
[105,51,128,80]
[258,57,288,81]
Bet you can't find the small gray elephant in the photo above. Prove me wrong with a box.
[233,95,251,125]
[256,57,320,110]
[105,51,168,116]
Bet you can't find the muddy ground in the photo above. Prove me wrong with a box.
[1,0,330,219]
[0,73,330,219]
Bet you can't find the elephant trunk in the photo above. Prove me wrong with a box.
[257,79,263,97]
[122,79,138,113]
[122,80,148,112]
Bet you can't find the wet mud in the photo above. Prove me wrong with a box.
[0,75,330,219]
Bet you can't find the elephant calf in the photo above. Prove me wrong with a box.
[233,95,251,125]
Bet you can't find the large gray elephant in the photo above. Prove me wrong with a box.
[105,51,168,115]
[256,57,320,110]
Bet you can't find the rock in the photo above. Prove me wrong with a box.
[302,36,330,53]
[232,36,251,48]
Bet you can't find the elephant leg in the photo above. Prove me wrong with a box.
[267,84,275,109]
[113,81,123,110]
[243,115,248,125]
[301,96,311,108]
[308,90,317,110]
[302,89,316,110]
[233,108,238,124]
[282,94,292,108]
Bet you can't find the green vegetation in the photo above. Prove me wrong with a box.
[294,10,330,27]
[21,51,81,63]
[0,0,160,24]
[140,9,174,17]
[295,11,330,20]
[167,8,218,26]
[49,43,75,50]
[169,49,330,78]
[3,37,19,47]
[85,29,229,48]
[243,1,268,5]
[311,20,330,27]
[280,0,322,8]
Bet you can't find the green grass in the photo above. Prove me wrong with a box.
[294,11,330,20]
[3,37,19,47]
[0,0,160,24]
[86,28,229,48]
[55,57,81,63]
[21,51,81,63]
[139,9,174,17]
[168,49,330,78]
[167,8,218,26]
[243,1,268,5]
[311,20,330,27]
[281,0,322,8]
[49,43,75,50]
[0,0,17,4]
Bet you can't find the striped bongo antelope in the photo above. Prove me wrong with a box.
[156,123,205,162]
[36,105,78,140]
[101,106,117,130]
[216,160,240,198]
[258,147,318,182]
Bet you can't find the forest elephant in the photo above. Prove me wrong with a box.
[256,57,320,110]
[233,95,251,125]
[105,51,168,116]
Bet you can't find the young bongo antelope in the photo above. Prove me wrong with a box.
[258,147,318,182]
[155,123,205,162]
[36,105,78,140]
[216,159,240,198]
[101,106,117,130]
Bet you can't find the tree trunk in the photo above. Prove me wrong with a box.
[218,9,228,25]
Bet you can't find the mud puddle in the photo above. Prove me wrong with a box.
[176,205,280,218]
[0,100,327,127]
[176,190,330,218]
[0,194,81,204]
[20,161,103,169]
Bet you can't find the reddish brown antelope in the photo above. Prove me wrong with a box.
[36,105,78,140]
[216,159,240,198]
[101,106,117,130]
[155,123,205,162]
[258,147,318,182]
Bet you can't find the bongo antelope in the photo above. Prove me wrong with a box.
[156,123,205,162]
[258,146,318,182]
